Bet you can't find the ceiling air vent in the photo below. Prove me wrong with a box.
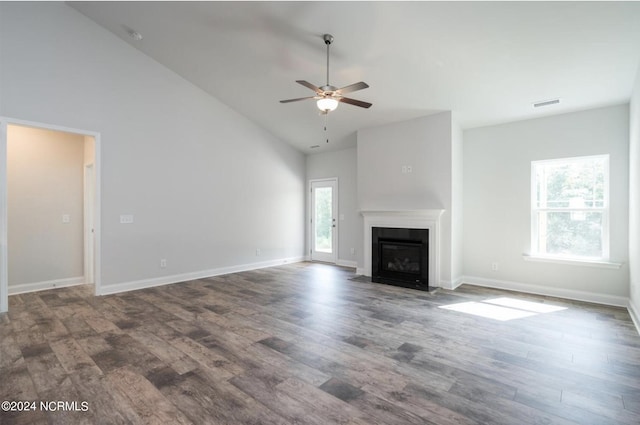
[533,98,560,108]
[310,145,320,149]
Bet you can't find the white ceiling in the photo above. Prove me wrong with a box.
[69,1,640,154]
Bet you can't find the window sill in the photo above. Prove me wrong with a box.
[522,254,622,269]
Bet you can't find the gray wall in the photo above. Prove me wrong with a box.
[306,146,361,267]
[630,67,640,320]
[8,126,85,287]
[0,2,305,292]
[463,104,630,302]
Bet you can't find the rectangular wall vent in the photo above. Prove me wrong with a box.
[533,98,560,108]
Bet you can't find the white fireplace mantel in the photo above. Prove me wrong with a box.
[359,209,444,287]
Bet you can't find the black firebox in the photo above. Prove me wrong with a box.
[372,227,429,291]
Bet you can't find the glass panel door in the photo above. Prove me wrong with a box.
[310,179,337,263]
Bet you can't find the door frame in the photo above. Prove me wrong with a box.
[84,163,96,285]
[0,116,101,313]
[308,177,338,264]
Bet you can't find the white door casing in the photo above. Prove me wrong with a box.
[84,163,96,285]
[309,178,338,263]
[0,117,101,313]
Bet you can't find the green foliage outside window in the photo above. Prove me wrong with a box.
[533,156,607,259]
[314,187,332,252]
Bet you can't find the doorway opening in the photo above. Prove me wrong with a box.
[309,178,338,264]
[0,118,101,313]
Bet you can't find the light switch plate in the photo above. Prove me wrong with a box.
[120,214,134,224]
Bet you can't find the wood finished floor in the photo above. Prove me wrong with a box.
[1,262,640,425]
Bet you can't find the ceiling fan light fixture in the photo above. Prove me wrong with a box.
[280,33,371,112]
[317,97,339,112]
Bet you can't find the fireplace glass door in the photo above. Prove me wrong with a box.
[380,241,421,275]
[371,227,429,291]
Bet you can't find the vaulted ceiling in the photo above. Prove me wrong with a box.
[70,1,640,154]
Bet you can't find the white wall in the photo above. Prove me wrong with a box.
[629,68,640,324]
[357,112,454,283]
[7,126,85,287]
[464,105,630,303]
[357,113,452,211]
[306,147,361,268]
[0,2,305,294]
[451,116,464,285]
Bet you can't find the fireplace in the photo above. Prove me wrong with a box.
[372,227,429,291]
[361,209,443,289]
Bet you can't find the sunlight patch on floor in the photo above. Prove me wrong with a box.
[483,297,567,314]
[439,297,567,321]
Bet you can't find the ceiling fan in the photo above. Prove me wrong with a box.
[280,34,372,114]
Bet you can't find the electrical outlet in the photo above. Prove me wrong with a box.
[407,165,412,173]
[350,248,355,255]
[256,248,261,256]
[62,214,70,224]
[160,259,167,268]
[401,165,407,174]
[491,262,499,271]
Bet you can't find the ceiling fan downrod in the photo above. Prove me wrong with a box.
[324,34,333,87]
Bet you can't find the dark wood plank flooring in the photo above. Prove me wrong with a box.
[1,262,639,424]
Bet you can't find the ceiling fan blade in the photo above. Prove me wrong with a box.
[336,81,369,94]
[339,97,372,108]
[280,96,316,103]
[296,80,323,94]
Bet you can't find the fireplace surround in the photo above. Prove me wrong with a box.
[360,209,444,289]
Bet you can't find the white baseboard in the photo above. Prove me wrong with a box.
[98,256,306,296]
[435,280,448,289]
[439,276,464,290]
[452,276,464,289]
[336,259,357,269]
[9,276,85,295]
[355,267,365,275]
[461,275,628,307]
[629,298,640,336]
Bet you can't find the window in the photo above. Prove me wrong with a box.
[531,155,609,260]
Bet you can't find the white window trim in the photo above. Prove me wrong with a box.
[522,254,622,269]
[530,154,610,263]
